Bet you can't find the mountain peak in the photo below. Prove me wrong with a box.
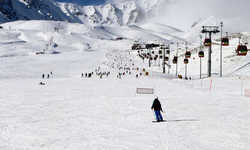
[0,0,172,27]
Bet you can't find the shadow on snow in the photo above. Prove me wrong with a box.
[166,119,200,122]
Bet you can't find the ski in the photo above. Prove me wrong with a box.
[152,120,166,123]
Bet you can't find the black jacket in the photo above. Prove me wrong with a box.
[151,99,162,111]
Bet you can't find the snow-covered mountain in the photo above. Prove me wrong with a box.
[0,0,19,22]
[1,0,249,34]
[0,0,173,27]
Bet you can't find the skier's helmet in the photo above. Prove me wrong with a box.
[154,96,158,100]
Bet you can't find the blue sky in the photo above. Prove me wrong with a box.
[54,0,107,6]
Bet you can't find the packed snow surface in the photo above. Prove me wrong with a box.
[0,20,250,149]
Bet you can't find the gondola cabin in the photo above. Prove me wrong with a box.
[184,58,189,64]
[198,51,204,57]
[237,45,248,56]
[166,50,170,54]
[204,38,212,46]
[173,56,178,64]
[185,51,191,58]
[221,38,229,46]
[165,57,169,61]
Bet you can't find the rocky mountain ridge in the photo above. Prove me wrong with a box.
[0,0,171,26]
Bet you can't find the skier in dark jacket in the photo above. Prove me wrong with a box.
[151,96,164,122]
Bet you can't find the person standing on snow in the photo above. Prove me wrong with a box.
[151,96,164,122]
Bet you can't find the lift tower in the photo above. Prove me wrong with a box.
[201,26,220,77]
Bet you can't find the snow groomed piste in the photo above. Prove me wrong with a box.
[0,20,249,149]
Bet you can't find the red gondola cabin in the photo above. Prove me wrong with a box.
[185,51,191,58]
[221,38,229,46]
[165,57,169,61]
[237,45,248,56]
[204,38,212,46]
[184,58,189,64]
[173,56,178,64]
[198,51,204,58]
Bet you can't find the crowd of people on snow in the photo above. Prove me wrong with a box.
[38,48,173,87]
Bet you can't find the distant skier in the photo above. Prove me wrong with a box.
[151,96,164,122]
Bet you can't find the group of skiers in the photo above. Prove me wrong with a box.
[42,71,52,79]
[81,73,93,78]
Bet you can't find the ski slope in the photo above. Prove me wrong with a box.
[0,20,250,149]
